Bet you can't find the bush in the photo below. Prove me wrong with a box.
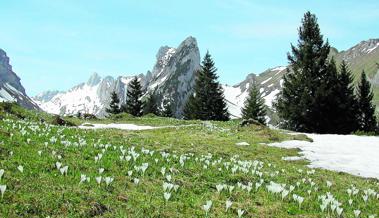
[82,113,97,120]
[51,115,76,126]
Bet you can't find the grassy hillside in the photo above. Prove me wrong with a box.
[0,103,378,217]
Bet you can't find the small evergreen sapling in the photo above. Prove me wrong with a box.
[125,77,143,117]
[241,84,266,125]
[106,91,121,115]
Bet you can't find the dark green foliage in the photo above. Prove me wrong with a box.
[333,61,359,133]
[183,51,229,121]
[275,11,377,134]
[276,12,331,133]
[161,99,173,117]
[241,84,266,125]
[357,71,377,132]
[275,11,361,134]
[51,115,76,126]
[143,93,159,115]
[125,77,143,117]
[106,91,121,115]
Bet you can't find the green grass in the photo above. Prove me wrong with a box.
[0,103,378,217]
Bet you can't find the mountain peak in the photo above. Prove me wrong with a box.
[87,72,102,86]
[181,36,197,46]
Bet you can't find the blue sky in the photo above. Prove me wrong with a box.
[1,0,379,96]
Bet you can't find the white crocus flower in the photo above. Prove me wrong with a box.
[163,192,171,201]
[0,185,6,198]
[225,199,232,212]
[237,209,245,218]
[17,165,24,173]
[202,200,212,214]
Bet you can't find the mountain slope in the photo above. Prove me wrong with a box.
[224,39,379,121]
[0,49,39,110]
[34,37,200,117]
[34,38,379,120]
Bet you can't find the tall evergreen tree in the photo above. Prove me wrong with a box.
[333,61,359,133]
[275,11,332,133]
[125,77,143,117]
[143,93,159,115]
[161,98,173,118]
[356,71,377,132]
[106,91,121,115]
[183,52,229,121]
[241,84,266,124]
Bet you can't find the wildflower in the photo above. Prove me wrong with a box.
[225,199,232,212]
[96,176,102,185]
[202,200,212,214]
[237,209,245,217]
[353,210,361,218]
[0,169,4,180]
[104,177,114,186]
[17,165,24,173]
[0,185,6,198]
[98,168,104,174]
[163,192,171,201]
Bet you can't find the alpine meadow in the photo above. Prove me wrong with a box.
[1,1,379,217]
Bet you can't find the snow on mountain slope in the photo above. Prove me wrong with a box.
[34,36,200,117]
[33,73,139,116]
[0,49,39,109]
[223,66,287,118]
[34,38,379,120]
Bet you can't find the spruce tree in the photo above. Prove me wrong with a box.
[333,61,359,133]
[106,91,121,115]
[143,93,159,115]
[183,93,197,120]
[241,84,266,124]
[275,11,331,133]
[356,71,377,132]
[161,99,173,117]
[183,51,229,121]
[125,77,143,117]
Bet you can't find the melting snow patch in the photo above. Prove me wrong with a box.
[282,156,305,161]
[79,123,157,130]
[236,142,250,146]
[268,134,379,179]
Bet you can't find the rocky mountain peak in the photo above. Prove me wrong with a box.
[0,49,39,109]
[341,38,379,61]
[87,72,102,86]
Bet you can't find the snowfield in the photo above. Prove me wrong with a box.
[78,123,197,131]
[79,123,157,130]
[268,134,379,180]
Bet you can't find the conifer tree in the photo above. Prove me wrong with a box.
[333,61,359,133]
[143,93,159,115]
[125,77,143,117]
[275,11,331,133]
[356,71,377,132]
[161,99,173,117]
[241,84,266,124]
[106,91,121,115]
[183,51,229,121]
[183,93,197,120]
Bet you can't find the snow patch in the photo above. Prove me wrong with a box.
[269,134,379,179]
[263,89,280,107]
[261,77,272,85]
[366,42,379,54]
[236,142,250,146]
[79,123,157,130]
[282,156,305,161]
